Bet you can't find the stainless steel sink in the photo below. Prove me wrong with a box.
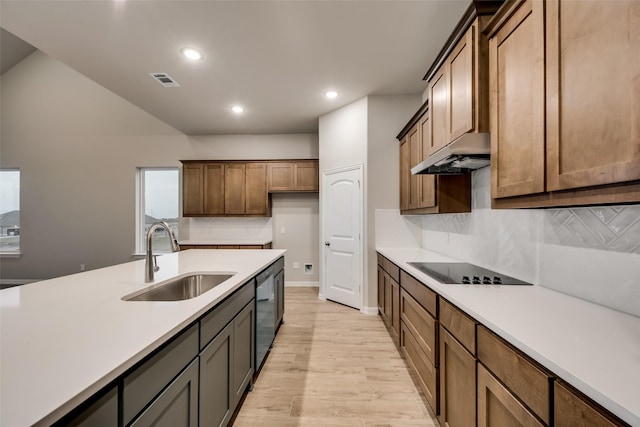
[123,273,235,301]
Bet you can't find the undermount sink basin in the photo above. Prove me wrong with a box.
[124,273,235,301]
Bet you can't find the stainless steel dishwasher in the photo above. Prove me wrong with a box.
[255,264,275,371]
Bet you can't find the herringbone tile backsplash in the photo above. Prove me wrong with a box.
[544,206,640,254]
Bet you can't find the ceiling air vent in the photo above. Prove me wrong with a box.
[149,73,180,88]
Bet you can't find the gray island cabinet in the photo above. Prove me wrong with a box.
[58,256,283,427]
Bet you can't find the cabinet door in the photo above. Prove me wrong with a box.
[477,364,544,427]
[490,0,545,198]
[401,321,438,413]
[245,163,268,215]
[390,278,400,341]
[204,163,225,215]
[130,359,199,427]
[267,162,294,191]
[200,323,233,427]
[449,27,474,141]
[224,164,246,215]
[377,265,385,315]
[419,114,436,208]
[183,163,204,215]
[429,64,450,155]
[232,302,255,410]
[408,124,422,209]
[439,327,476,427]
[294,161,319,191]
[399,138,410,210]
[546,0,640,191]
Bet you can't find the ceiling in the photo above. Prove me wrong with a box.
[0,1,469,135]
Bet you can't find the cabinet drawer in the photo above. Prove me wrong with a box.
[381,256,400,283]
[477,325,551,425]
[440,298,476,354]
[401,321,438,412]
[478,363,544,427]
[200,281,255,349]
[400,289,437,365]
[123,323,199,425]
[554,381,626,427]
[400,270,437,317]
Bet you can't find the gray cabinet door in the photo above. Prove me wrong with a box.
[200,322,233,427]
[275,269,284,327]
[129,358,199,427]
[232,301,255,409]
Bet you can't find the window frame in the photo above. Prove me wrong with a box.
[0,168,21,256]
[135,167,180,255]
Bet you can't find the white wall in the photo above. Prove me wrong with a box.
[318,95,420,311]
[0,51,319,282]
[377,167,640,318]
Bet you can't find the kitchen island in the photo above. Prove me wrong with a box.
[0,249,285,427]
[377,247,640,426]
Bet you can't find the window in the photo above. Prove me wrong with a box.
[0,169,20,253]
[136,168,179,254]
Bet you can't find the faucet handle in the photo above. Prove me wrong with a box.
[153,255,160,272]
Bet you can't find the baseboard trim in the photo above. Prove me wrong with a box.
[361,305,379,316]
[285,281,320,287]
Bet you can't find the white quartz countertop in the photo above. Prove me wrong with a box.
[0,249,285,427]
[377,247,640,426]
[179,239,272,245]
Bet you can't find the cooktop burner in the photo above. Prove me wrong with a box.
[408,262,531,285]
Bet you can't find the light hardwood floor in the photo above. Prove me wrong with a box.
[233,287,439,427]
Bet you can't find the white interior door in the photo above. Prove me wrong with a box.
[322,165,363,310]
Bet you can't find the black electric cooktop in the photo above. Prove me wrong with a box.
[408,262,531,285]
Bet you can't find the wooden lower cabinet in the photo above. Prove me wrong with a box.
[61,387,118,427]
[555,382,628,427]
[401,320,438,411]
[477,364,544,427]
[439,326,476,427]
[477,326,551,425]
[377,256,401,344]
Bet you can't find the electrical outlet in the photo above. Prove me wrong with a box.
[281,226,286,234]
[80,264,85,272]
[293,262,300,269]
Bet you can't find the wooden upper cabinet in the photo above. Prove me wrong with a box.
[397,105,471,215]
[224,164,246,215]
[488,0,640,208]
[427,17,490,156]
[204,163,225,215]
[245,163,268,215]
[399,138,410,211]
[419,114,436,208]
[183,163,204,216]
[545,0,640,191]
[490,0,545,199]
[294,161,319,191]
[267,160,319,192]
[408,124,422,209]
[449,28,474,141]
[429,64,450,156]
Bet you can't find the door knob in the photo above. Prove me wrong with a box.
[324,241,330,246]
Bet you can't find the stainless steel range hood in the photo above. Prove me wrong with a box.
[411,133,491,175]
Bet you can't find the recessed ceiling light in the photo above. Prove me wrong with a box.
[231,105,244,114]
[181,48,202,61]
[325,90,338,99]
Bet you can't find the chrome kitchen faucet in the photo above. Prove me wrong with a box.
[145,221,180,282]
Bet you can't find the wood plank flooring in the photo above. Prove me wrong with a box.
[233,287,439,427]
